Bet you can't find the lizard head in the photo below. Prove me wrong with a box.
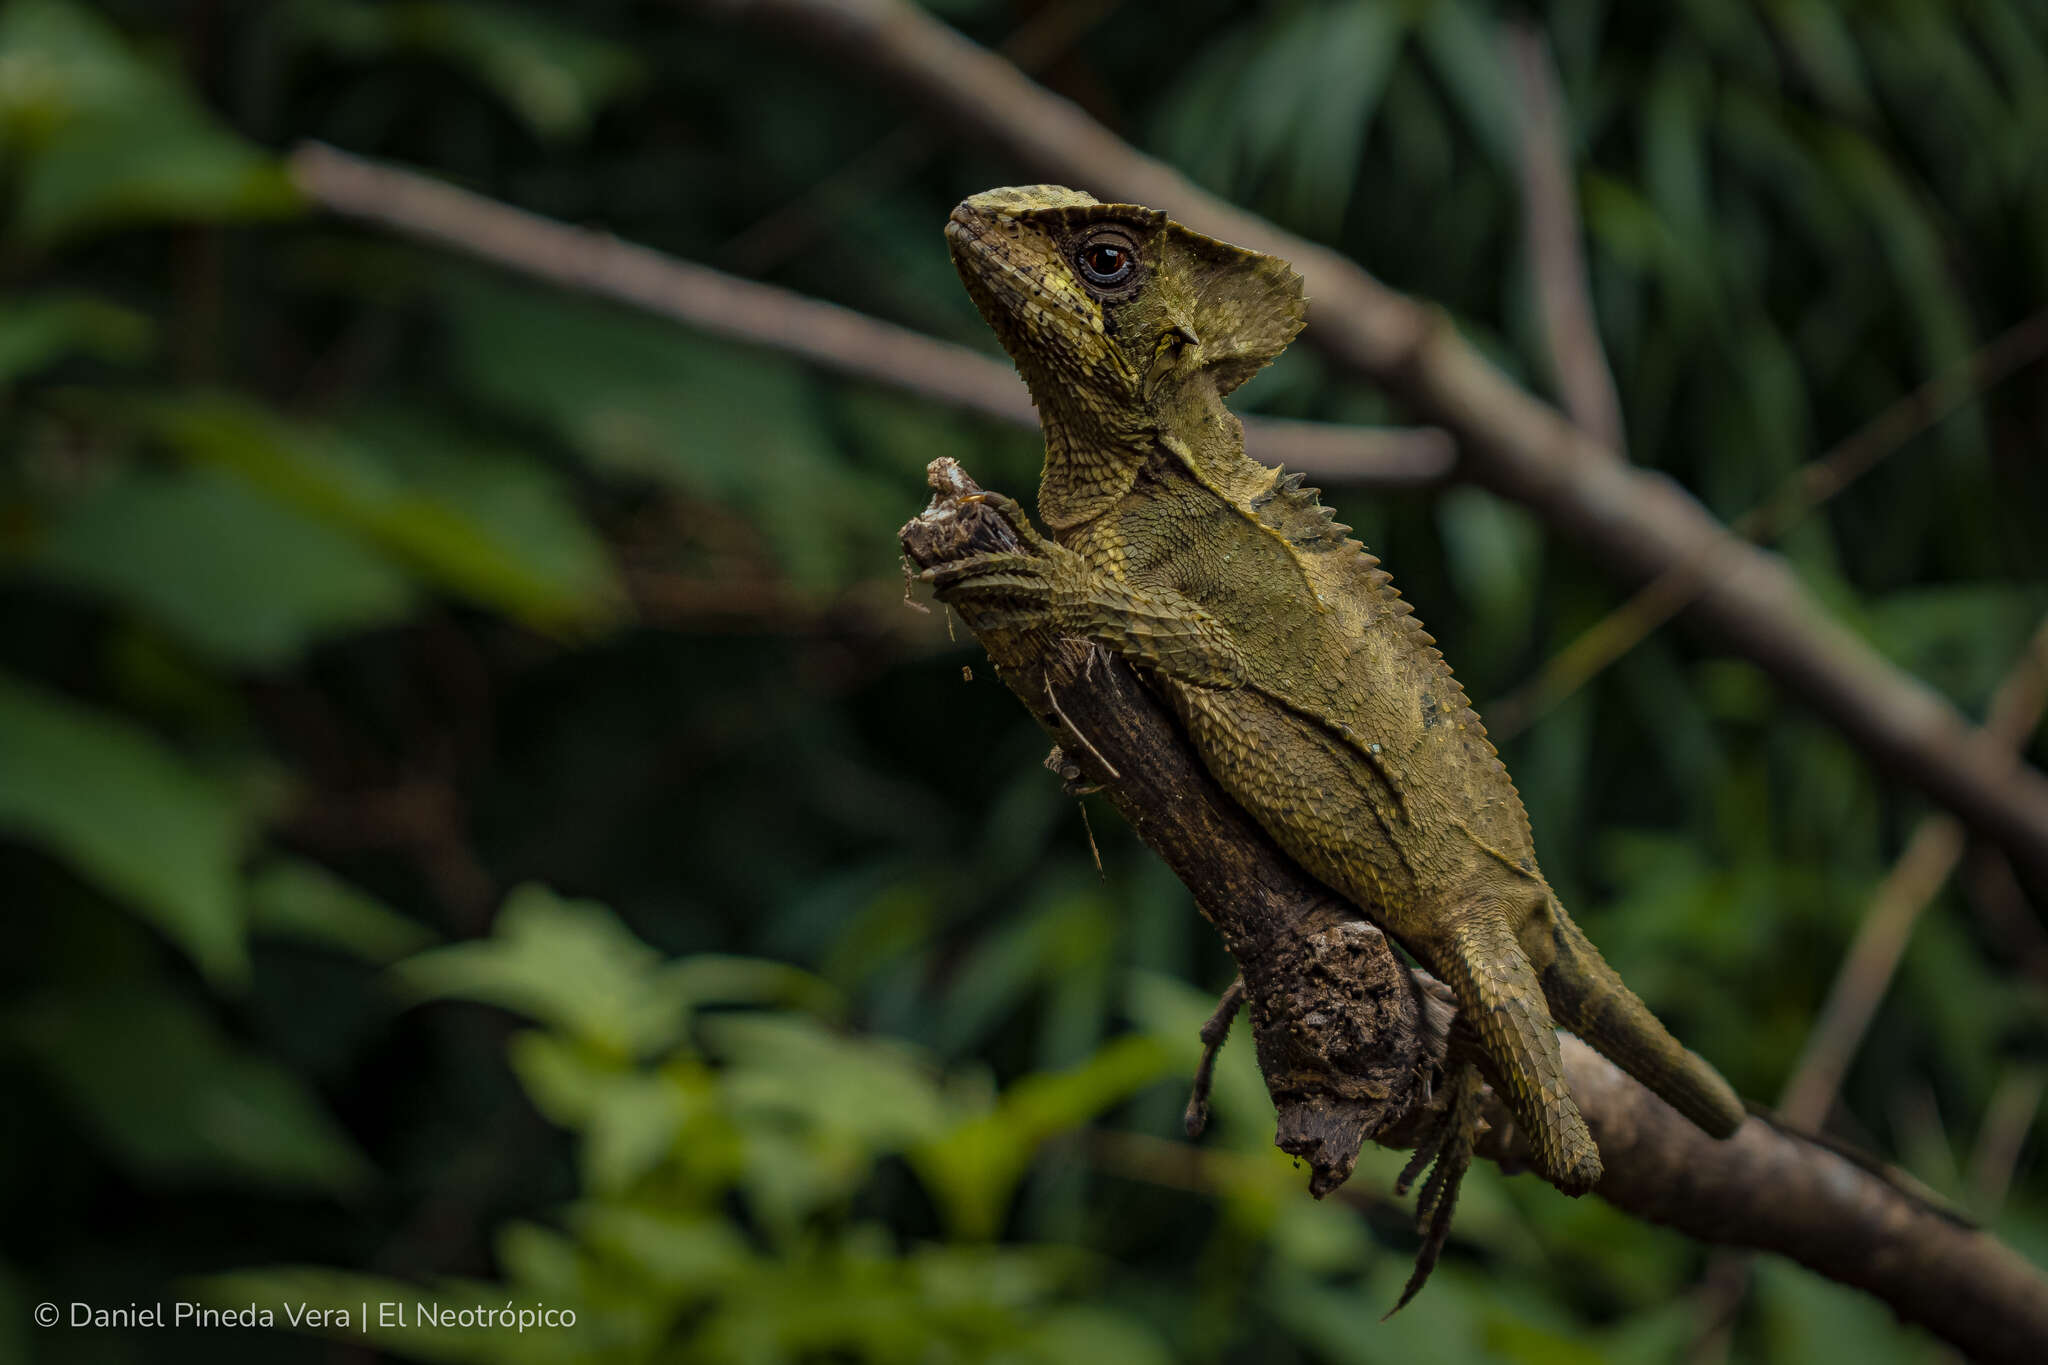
[946,185,1305,529]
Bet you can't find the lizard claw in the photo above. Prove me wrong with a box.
[920,550,1052,597]
[960,490,1056,553]
[1385,1062,1482,1317]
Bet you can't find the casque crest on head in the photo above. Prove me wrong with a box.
[945,186,1307,406]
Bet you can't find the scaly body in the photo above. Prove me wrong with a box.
[932,185,1743,1195]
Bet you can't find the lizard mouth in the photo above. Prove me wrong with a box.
[944,202,1106,343]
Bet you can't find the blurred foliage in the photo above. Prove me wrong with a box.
[0,1,2044,1362]
[207,887,1176,1364]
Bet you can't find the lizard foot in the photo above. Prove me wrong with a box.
[1385,1060,1484,1318]
[920,549,1053,598]
[1183,975,1246,1139]
[958,489,1057,553]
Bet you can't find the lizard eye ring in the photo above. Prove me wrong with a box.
[1073,228,1140,291]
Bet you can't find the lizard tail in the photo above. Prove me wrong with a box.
[1540,905,1745,1139]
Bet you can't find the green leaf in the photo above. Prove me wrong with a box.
[1765,0,1878,121]
[1714,89,1864,267]
[5,986,371,1192]
[704,1011,961,1229]
[507,1033,717,1194]
[395,884,686,1058]
[1898,912,2030,1107]
[1437,486,1543,663]
[143,392,621,632]
[1752,1256,1933,1365]
[1153,3,1407,235]
[1023,1309,1172,1365]
[1816,126,1980,451]
[570,1203,755,1297]
[32,467,417,668]
[1866,585,2045,712]
[0,0,299,243]
[0,672,252,983]
[343,408,623,619]
[1642,55,1714,253]
[662,954,842,1020]
[0,292,152,383]
[440,274,896,591]
[246,857,437,963]
[1268,1265,1499,1365]
[195,1268,539,1363]
[911,1034,1172,1240]
[1581,173,1718,321]
[283,0,643,141]
[1414,0,1517,167]
[935,894,1110,1058]
[14,112,298,244]
[708,1012,954,1154]
[491,1222,584,1303]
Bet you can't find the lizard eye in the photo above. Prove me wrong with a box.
[1074,231,1139,289]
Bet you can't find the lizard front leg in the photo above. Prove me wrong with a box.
[921,495,1245,689]
[1183,975,1246,1139]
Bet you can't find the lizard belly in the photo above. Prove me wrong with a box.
[1159,662,1558,965]
[1164,678,1429,937]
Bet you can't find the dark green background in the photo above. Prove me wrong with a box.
[2,1,2045,1361]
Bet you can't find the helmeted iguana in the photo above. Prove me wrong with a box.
[925,186,1744,1225]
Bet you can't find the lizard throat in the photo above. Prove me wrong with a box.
[1037,424,1149,533]
[945,208,1153,534]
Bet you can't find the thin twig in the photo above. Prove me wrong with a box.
[1705,795,2048,1355]
[1965,845,2048,989]
[287,142,1455,489]
[1483,309,2048,742]
[1044,675,1120,780]
[1970,1066,2047,1218]
[1077,799,1103,875]
[1777,818,1970,1131]
[1778,612,2048,1131]
[721,0,1123,273]
[1503,22,1624,458]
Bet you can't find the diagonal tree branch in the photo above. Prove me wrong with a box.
[698,0,2048,887]
[287,143,1453,490]
[1778,613,2048,1131]
[1692,612,2048,1357]
[720,0,1125,272]
[1483,311,2048,740]
[900,458,2048,1364]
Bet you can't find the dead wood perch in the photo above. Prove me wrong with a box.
[900,457,2048,1364]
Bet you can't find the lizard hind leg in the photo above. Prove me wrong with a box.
[1433,910,1603,1195]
